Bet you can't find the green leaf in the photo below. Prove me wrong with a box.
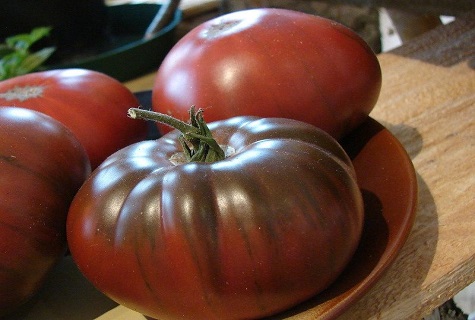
[0,52,22,80]
[15,47,55,75]
[29,27,53,43]
[0,26,55,80]
[0,44,15,58]
[6,27,53,51]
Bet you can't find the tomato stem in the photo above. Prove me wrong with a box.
[128,107,225,163]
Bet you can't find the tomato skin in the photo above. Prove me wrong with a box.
[0,107,91,316]
[0,69,148,169]
[152,8,381,139]
[67,116,363,320]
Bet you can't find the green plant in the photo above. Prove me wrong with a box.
[0,27,55,80]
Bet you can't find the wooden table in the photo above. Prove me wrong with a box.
[121,9,475,320]
[5,7,473,320]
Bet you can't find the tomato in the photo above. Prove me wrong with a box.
[0,68,148,169]
[67,109,364,320]
[0,107,90,316]
[152,8,382,140]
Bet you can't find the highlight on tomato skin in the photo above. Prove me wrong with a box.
[0,107,91,317]
[0,68,148,169]
[152,8,382,140]
[66,112,364,320]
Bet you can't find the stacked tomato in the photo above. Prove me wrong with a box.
[0,69,147,315]
[1,8,381,320]
[0,69,148,169]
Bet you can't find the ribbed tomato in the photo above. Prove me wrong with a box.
[0,69,148,169]
[0,107,90,316]
[152,8,381,139]
[67,110,364,320]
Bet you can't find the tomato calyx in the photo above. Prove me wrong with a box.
[128,106,225,163]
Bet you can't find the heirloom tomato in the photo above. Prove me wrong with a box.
[152,8,381,139]
[0,107,90,316]
[0,68,148,168]
[67,108,364,320]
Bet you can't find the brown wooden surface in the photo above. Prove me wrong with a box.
[121,9,475,320]
[310,0,474,16]
[337,9,475,319]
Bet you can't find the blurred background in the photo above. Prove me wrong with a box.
[0,0,461,81]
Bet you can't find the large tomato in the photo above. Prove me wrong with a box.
[0,69,148,169]
[152,8,381,139]
[67,109,364,320]
[0,107,91,316]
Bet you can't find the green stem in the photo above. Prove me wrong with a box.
[128,107,225,163]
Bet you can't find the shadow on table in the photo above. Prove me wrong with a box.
[2,256,118,320]
[339,173,438,319]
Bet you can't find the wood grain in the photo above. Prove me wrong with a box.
[337,11,475,320]
[312,0,474,16]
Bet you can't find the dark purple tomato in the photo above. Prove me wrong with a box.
[67,114,364,320]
